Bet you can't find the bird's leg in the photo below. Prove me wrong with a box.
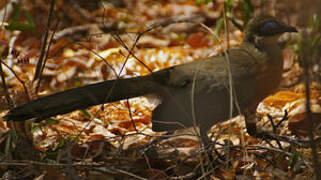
[244,110,277,139]
[199,129,210,148]
[199,128,234,173]
[199,127,215,163]
[244,110,260,136]
[199,126,226,167]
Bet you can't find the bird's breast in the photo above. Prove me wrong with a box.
[254,48,283,102]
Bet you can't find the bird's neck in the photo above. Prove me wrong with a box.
[241,34,284,100]
[243,35,283,65]
[245,34,280,50]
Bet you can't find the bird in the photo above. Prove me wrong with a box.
[4,15,297,143]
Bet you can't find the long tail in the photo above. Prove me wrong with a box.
[5,75,161,122]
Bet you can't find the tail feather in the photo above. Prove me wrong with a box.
[5,75,160,121]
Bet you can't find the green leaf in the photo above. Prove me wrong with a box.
[6,21,35,31]
[23,10,35,26]
[311,34,320,47]
[195,0,212,6]
[6,2,35,31]
[205,0,212,4]
[293,43,301,53]
[244,0,254,11]
[215,18,224,35]
[240,0,253,26]
[11,2,21,21]
[224,0,234,12]
[310,13,320,30]
[195,0,203,6]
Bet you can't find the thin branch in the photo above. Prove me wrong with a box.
[35,19,59,93]
[276,110,288,127]
[302,32,321,179]
[0,59,13,107]
[0,59,30,102]
[33,0,56,82]
[111,33,152,73]
[222,2,233,169]
[126,99,139,133]
[93,167,147,180]
[267,114,283,149]
[74,42,118,76]
[0,161,103,167]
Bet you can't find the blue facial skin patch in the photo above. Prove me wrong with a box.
[259,21,281,36]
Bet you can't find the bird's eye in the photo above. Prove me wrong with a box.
[259,21,280,35]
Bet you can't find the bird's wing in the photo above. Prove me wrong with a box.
[151,47,267,131]
[167,46,265,92]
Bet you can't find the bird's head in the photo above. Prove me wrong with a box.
[244,15,297,44]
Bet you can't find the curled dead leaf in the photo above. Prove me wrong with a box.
[288,100,321,136]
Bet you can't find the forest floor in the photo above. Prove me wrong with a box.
[0,0,320,179]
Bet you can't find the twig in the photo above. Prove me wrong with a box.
[276,110,288,127]
[169,172,196,179]
[189,45,206,173]
[0,160,103,166]
[0,59,13,107]
[35,19,59,93]
[0,59,30,102]
[247,144,312,171]
[126,99,139,133]
[111,33,152,73]
[253,131,320,148]
[33,0,56,82]
[110,15,205,75]
[247,145,292,156]
[301,31,321,179]
[267,114,283,149]
[222,2,233,170]
[74,42,118,76]
[93,167,147,180]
